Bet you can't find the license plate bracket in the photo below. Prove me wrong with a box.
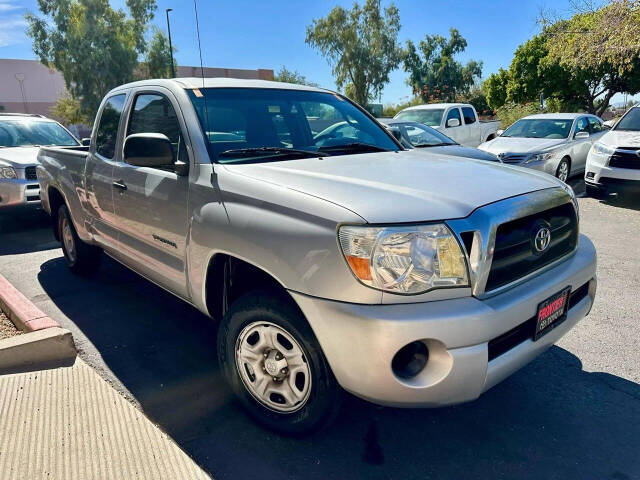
[534,286,571,341]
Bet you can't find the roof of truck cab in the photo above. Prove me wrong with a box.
[109,77,332,94]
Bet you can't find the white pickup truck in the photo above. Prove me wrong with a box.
[394,103,500,147]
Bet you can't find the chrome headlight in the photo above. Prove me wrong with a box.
[0,167,17,179]
[338,224,469,295]
[525,151,556,164]
[591,142,615,156]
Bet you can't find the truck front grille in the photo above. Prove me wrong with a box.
[25,166,37,180]
[485,202,578,292]
[609,148,640,170]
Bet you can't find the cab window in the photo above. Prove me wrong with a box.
[127,93,188,167]
[446,108,461,127]
[461,107,476,125]
[95,94,126,159]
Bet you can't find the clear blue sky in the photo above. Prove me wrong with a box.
[1,0,634,105]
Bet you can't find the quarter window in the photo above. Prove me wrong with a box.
[461,107,476,125]
[95,94,126,159]
[446,108,461,127]
[127,93,188,165]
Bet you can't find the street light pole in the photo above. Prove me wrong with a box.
[165,8,176,78]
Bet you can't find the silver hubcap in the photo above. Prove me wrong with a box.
[235,321,312,413]
[557,162,569,182]
[61,217,76,262]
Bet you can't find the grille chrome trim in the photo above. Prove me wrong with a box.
[447,188,576,298]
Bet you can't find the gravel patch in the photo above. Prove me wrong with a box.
[0,311,22,340]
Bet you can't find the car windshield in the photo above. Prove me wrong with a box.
[393,109,444,127]
[0,119,79,147]
[615,107,640,131]
[389,122,456,147]
[502,118,573,139]
[187,88,399,163]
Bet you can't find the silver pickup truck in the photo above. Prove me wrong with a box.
[38,78,597,435]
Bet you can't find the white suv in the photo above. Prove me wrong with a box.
[585,105,640,197]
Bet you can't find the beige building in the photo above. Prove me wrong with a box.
[0,58,274,118]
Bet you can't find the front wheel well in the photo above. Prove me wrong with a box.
[205,254,294,322]
[47,187,65,241]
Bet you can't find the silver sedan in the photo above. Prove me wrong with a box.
[478,113,607,182]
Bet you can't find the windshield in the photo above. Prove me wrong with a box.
[394,109,444,127]
[0,119,79,147]
[615,107,640,131]
[187,88,398,163]
[502,118,573,139]
[390,122,456,147]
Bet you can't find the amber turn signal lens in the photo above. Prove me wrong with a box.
[345,255,372,281]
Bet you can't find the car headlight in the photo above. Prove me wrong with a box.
[338,224,469,294]
[0,167,17,179]
[525,151,556,164]
[591,142,615,156]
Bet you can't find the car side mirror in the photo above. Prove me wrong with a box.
[446,118,460,128]
[124,133,186,175]
[81,138,91,146]
[496,129,504,136]
[574,131,590,139]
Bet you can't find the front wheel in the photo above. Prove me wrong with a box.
[555,158,571,183]
[58,205,102,275]
[217,291,341,435]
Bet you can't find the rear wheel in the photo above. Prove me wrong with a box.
[556,158,571,183]
[217,291,341,435]
[57,205,101,275]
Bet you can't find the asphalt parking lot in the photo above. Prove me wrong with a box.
[0,179,639,480]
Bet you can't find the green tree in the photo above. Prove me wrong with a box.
[26,0,157,118]
[403,28,482,103]
[273,66,318,87]
[305,0,402,106]
[49,94,89,125]
[142,28,176,79]
[484,68,509,110]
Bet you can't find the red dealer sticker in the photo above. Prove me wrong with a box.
[534,287,571,340]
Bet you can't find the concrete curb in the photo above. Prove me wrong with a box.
[0,272,76,372]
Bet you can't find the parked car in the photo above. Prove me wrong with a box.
[393,103,500,147]
[478,113,608,183]
[38,78,596,435]
[379,119,500,162]
[585,104,640,197]
[0,113,80,210]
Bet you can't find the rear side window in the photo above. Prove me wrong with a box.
[127,93,187,163]
[95,94,126,159]
[446,108,461,126]
[461,107,476,124]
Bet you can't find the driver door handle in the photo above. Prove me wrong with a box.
[112,180,127,191]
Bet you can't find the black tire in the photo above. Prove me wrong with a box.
[585,183,605,199]
[217,291,341,435]
[555,158,571,183]
[57,205,101,275]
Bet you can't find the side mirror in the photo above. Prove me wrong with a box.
[81,138,91,146]
[446,118,460,128]
[124,133,178,169]
[496,129,504,136]
[574,131,590,139]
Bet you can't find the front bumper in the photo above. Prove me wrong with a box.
[291,234,596,407]
[585,152,640,192]
[0,178,41,208]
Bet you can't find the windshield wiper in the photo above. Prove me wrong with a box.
[413,142,454,148]
[218,146,328,159]
[318,142,389,153]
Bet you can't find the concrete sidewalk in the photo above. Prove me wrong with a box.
[0,358,211,480]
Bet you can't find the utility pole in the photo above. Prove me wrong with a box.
[166,8,176,78]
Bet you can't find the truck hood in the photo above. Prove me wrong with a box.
[479,136,566,155]
[599,130,640,148]
[0,147,40,168]
[225,149,561,223]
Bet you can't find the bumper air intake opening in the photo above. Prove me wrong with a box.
[392,341,429,379]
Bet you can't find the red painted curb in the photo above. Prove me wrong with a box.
[0,273,60,332]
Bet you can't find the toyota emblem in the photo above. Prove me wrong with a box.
[534,227,551,253]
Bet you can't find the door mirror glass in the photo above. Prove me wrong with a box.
[81,138,91,146]
[574,131,590,139]
[446,118,460,128]
[124,133,175,168]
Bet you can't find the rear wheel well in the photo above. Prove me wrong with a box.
[205,255,293,321]
[47,187,65,241]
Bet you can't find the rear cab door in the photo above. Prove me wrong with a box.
[110,87,192,298]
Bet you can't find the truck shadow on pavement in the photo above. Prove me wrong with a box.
[0,210,59,255]
[34,255,640,480]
